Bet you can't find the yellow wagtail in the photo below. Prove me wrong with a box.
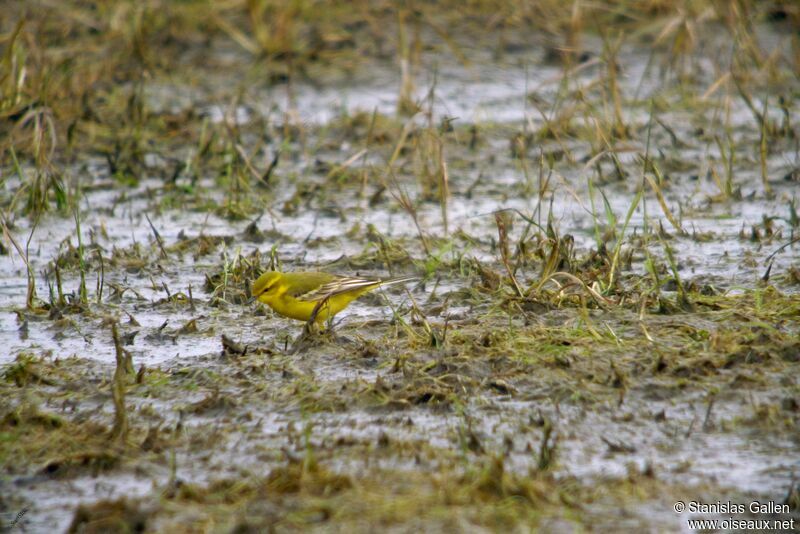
[251,271,418,325]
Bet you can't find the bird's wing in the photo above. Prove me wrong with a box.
[295,276,381,302]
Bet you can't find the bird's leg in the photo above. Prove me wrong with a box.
[289,297,331,354]
[303,317,321,336]
[289,318,322,354]
[308,295,332,328]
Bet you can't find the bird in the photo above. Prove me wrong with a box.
[251,271,418,325]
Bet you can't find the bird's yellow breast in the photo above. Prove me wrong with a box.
[258,290,365,323]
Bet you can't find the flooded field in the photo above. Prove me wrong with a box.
[1,1,799,532]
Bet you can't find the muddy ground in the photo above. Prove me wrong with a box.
[1,2,799,532]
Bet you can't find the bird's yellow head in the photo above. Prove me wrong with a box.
[251,271,283,302]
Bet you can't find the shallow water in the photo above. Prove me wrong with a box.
[2,20,799,533]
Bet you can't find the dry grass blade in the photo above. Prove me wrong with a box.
[644,172,685,235]
[537,271,613,309]
[538,234,562,284]
[326,148,368,180]
[1,214,38,309]
[387,171,430,256]
[110,323,129,442]
[438,146,450,236]
[212,13,260,55]
[701,72,731,100]
[495,212,523,297]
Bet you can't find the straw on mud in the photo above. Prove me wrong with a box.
[388,171,431,256]
[397,10,418,116]
[759,96,772,196]
[438,144,450,237]
[1,214,38,309]
[110,323,130,442]
[644,167,684,235]
[537,418,557,470]
[714,133,737,199]
[495,211,523,297]
[54,262,65,306]
[72,208,87,304]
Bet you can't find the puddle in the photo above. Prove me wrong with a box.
[2,10,799,533]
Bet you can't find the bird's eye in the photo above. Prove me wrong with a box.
[261,282,279,295]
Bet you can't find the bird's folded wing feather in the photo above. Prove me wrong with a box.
[296,277,380,302]
[279,273,331,297]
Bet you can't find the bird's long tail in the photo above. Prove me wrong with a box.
[378,275,420,288]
